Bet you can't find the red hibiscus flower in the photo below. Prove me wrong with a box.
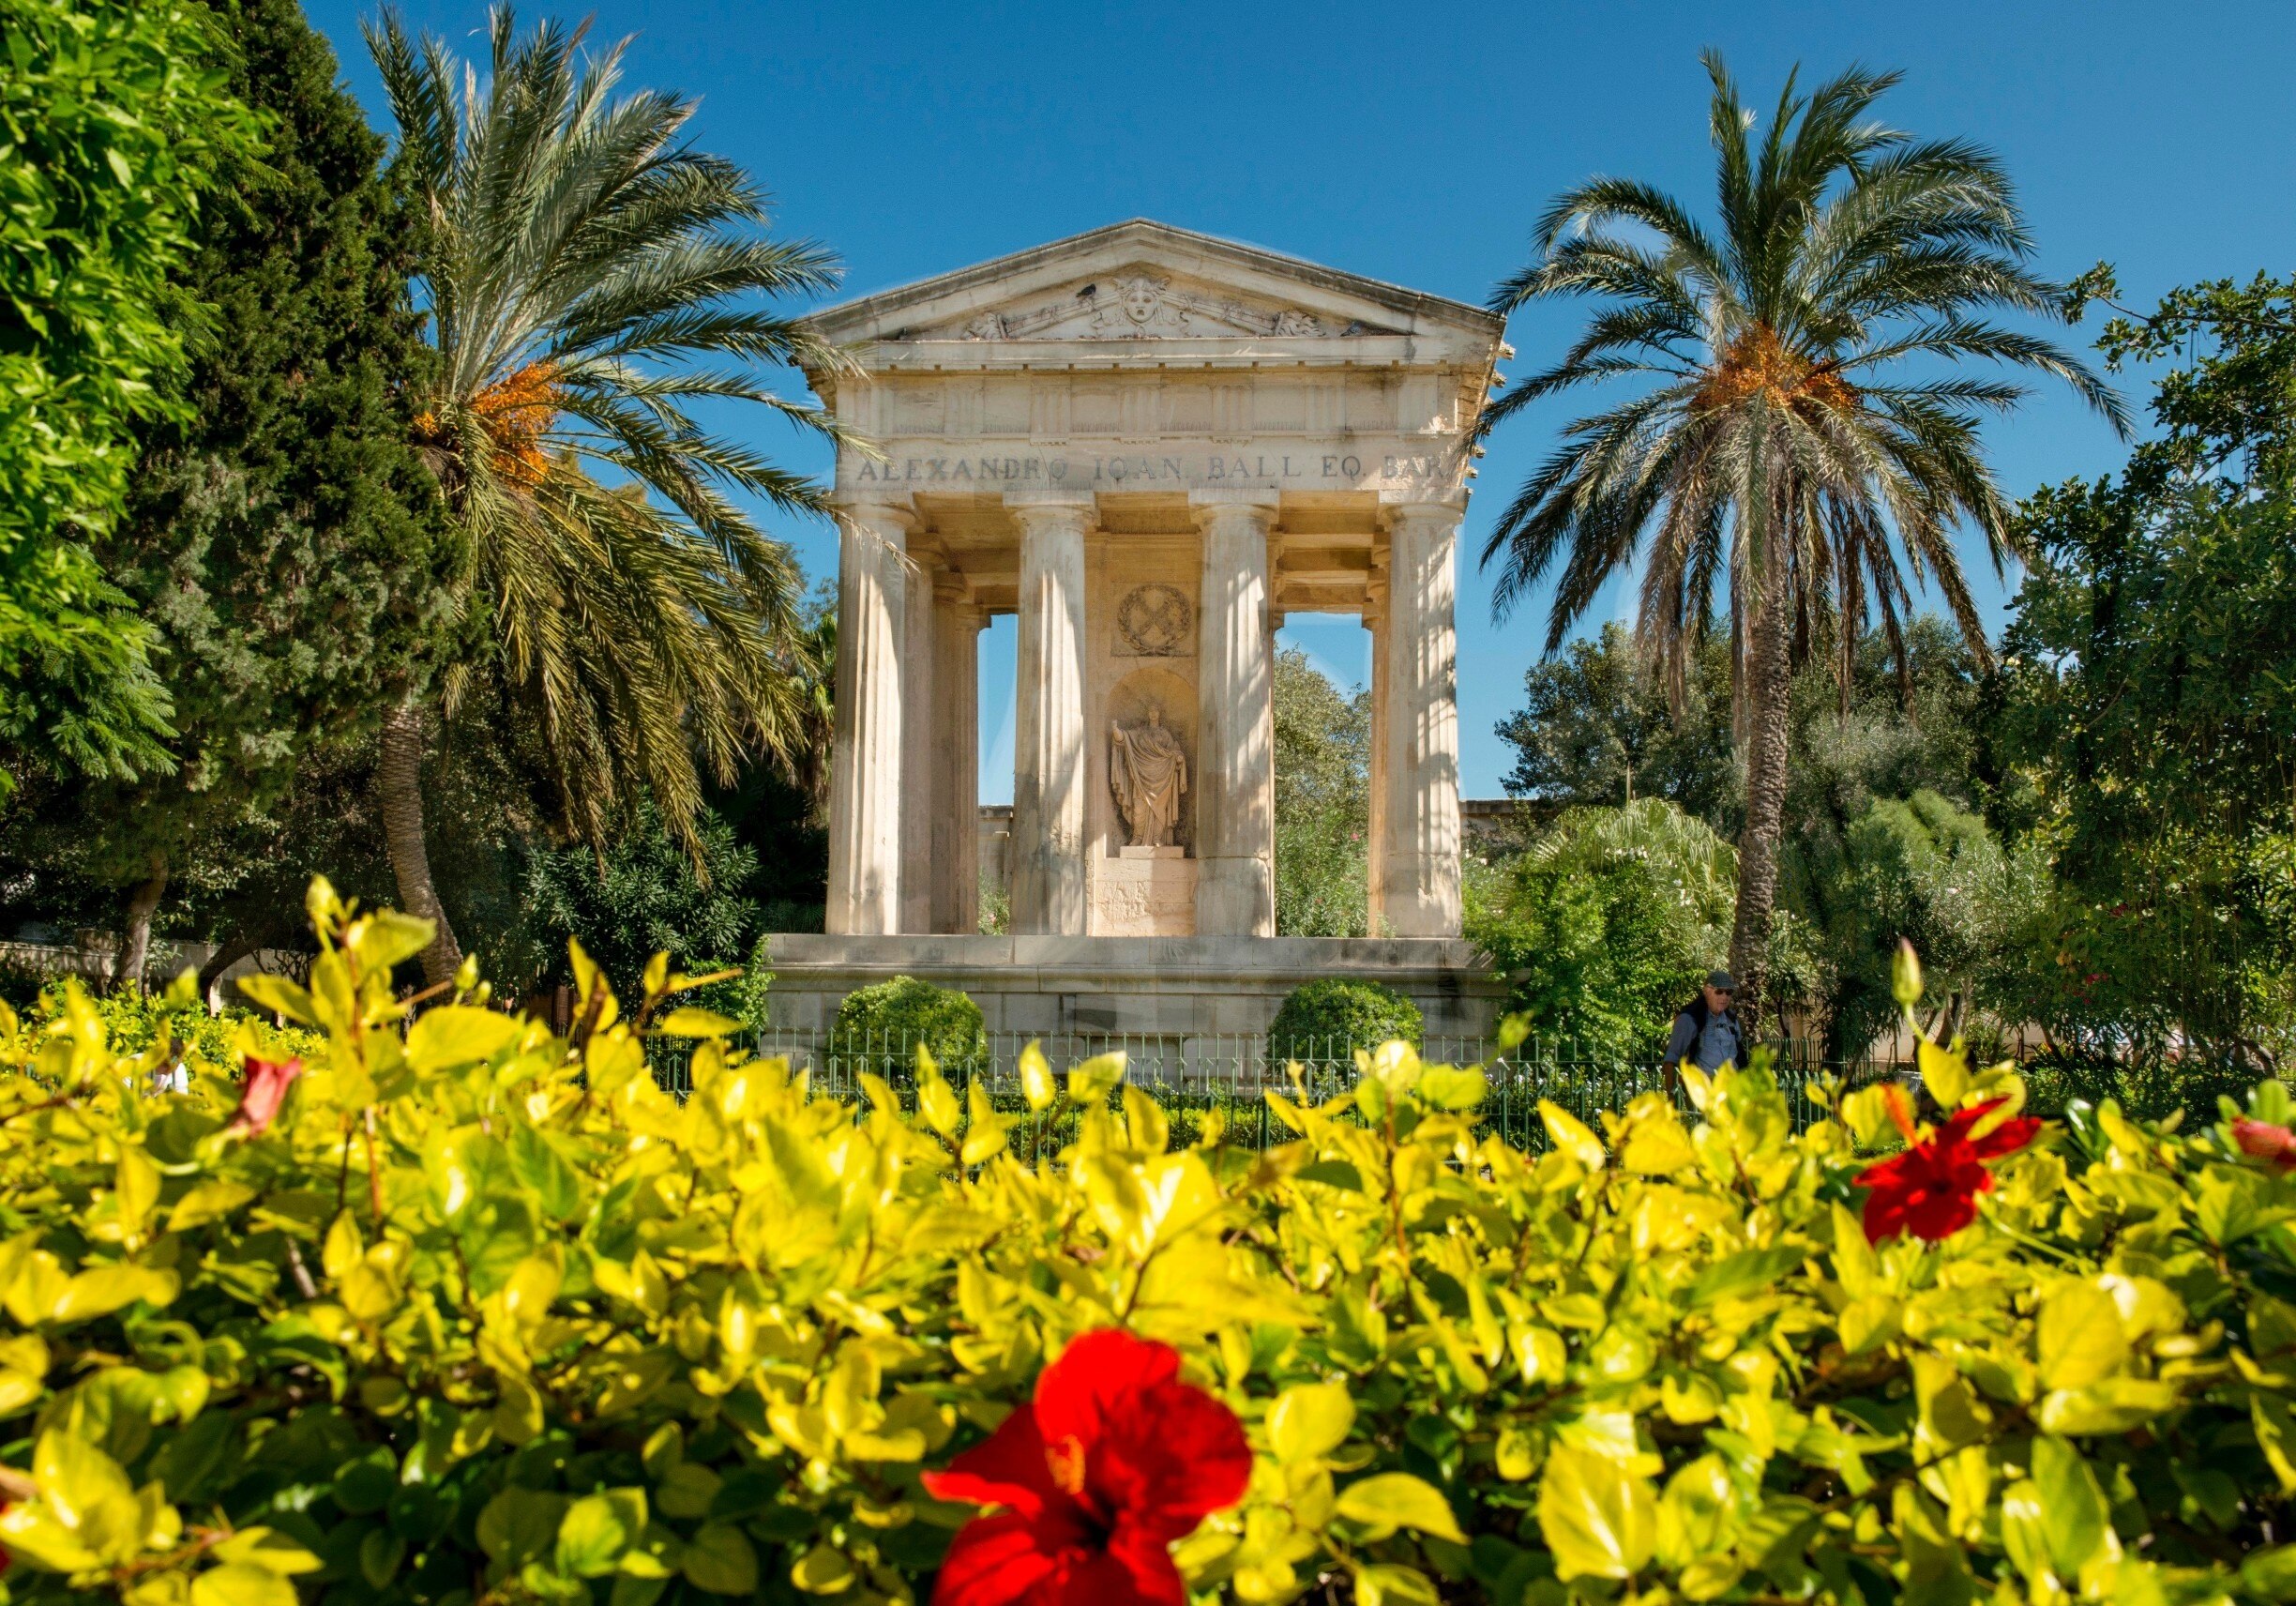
[921,1329,1251,1606]
[2235,1118,2296,1174]
[226,1055,304,1137]
[1855,1086,2041,1244]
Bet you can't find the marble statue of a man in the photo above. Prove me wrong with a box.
[1110,705,1188,848]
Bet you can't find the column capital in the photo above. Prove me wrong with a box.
[1188,489,1281,528]
[932,567,973,605]
[1378,495,1467,530]
[834,496,919,535]
[1004,491,1095,534]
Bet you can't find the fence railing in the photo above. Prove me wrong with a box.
[650,1028,1896,1151]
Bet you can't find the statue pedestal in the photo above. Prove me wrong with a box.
[1093,852,1197,935]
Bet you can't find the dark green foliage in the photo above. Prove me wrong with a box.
[54,0,453,908]
[833,977,989,1069]
[1272,648,1368,936]
[1466,799,1733,1057]
[1266,979,1424,1057]
[0,0,263,786]
[521,800,764,1000]
[1996,270,2296,1064]
[1496,624,1738,825]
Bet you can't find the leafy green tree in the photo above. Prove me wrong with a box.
[0,0,262,790]
[1783,789,2041,1060]
[365,8,847,983]
[1478,53,2117,1023]
[1272,648,1369,936]
[1996,268,2296,1065]
[521,798,764,1000]
[37,0,455,990]
[1466,798,1736,1057]
[1496,623,1737,822]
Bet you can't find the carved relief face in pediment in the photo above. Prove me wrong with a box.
[920,265,1398,342]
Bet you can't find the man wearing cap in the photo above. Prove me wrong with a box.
[1663,970,1742,1090]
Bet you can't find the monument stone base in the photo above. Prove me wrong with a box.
[760,933,1504,1041]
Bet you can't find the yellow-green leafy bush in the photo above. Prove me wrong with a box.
[0,883,2292,1606]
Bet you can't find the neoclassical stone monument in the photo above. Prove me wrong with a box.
[766,220,1508,1039]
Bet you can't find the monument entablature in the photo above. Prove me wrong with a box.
[795,219,1503,1005]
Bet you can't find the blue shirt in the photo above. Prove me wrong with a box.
[1666,1007,1740,1071]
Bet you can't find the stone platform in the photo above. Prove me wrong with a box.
[760,933,1504,1039]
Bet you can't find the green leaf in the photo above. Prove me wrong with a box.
[406,1006,521,1072]
[2029,1436,2116,1579]
[191,1565,299,1606]
[1417,1066,1487,1110]
[233,974,315,1024]
[791,1544,854,1594]
[510,1125,584,1222]
[1336,1472,1465,1543]
[1354,1563,1442,1606]
[2242,1545,2296,1602]
[557,1490,646,1578]
[478,1487,568,1567]
[1536,1444,1655,1581]
[683,1523,760,1596]
[2037,1280,2127,1389]
[1067,1049,1125,1104]
[211,1526,322,1575]
[1020,1042,1057,1112]
[657,1008,741,1038]
[1687,1245,1803,1308]
[1268,1382,1355,1462]
[1294,1159,1364,1191]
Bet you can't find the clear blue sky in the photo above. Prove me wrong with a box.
[306,0,2296,799]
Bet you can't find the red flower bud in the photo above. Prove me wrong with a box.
[226,1056,304,1137]
[2235,1118,2296,1174]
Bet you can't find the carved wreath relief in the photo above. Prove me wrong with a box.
[1115,583,1191,656]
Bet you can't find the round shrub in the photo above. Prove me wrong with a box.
[833,973,988,1071]
[1266,977,1424,1059]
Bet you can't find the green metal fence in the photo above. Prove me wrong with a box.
[650,1028,1895,1151]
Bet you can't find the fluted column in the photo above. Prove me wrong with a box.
[1192,491,1278,936]
[931,577,985,933]
[1373,500,1463,937]
[825,500,913,934]
[1364,553,1390,933]
[899,547,939,933]
[1008,493,1092,935]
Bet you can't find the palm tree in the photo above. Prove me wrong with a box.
[1479,53,2123,1026]
[367,8,850,984]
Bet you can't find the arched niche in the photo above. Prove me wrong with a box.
[1104,665,1196,855]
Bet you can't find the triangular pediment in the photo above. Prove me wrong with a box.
[909,264,1398,342]
[808,220,1503,355]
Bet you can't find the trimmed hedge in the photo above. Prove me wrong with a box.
[1266,977,1424,1058]
[1,884,2295,1606]
[832,972,988,1068]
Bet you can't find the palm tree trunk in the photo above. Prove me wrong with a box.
[1729,583,1794,1035]
[113,850,169,994]
[379,693,464,987]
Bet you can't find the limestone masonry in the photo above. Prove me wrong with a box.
[771,220,1508,1040]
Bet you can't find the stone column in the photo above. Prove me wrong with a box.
[1192,491,1279,937]
[899,547,938,934]
[825,500,913,935]
[1373,500,1463,937]
[1364,553,1390,932]
[1008,493,1092,935]
[930,577,985,933]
